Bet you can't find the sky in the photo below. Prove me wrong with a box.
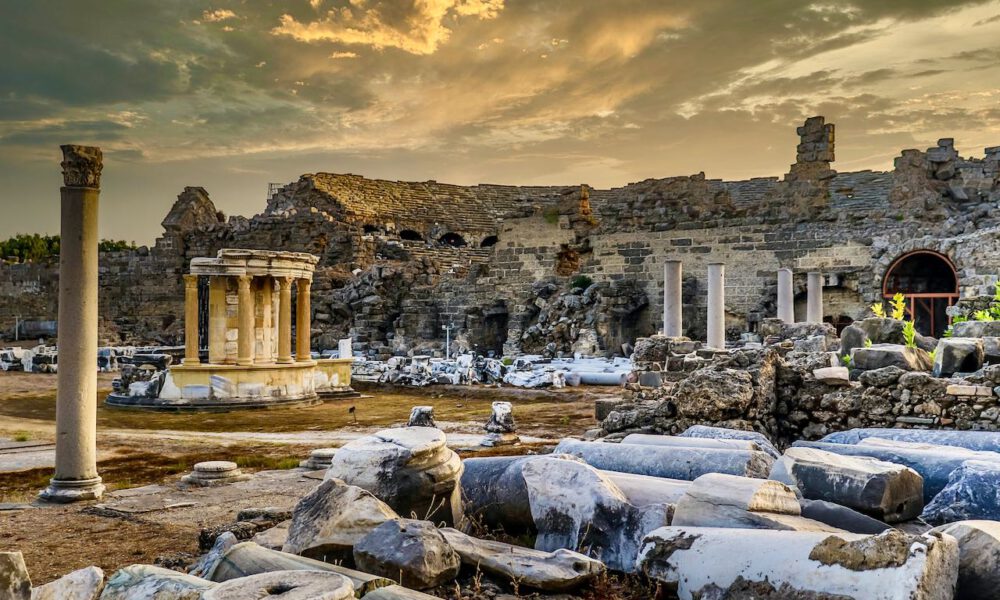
[2,0,1000,244]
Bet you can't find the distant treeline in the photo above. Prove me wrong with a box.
[0,234,136,263]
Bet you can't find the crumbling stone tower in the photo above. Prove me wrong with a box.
[787,116,836,183]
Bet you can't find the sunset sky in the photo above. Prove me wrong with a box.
[2,0,1000,243]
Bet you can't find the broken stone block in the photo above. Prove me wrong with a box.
[799,498,893,535]
[99,565,214,600]
[933,338,984,377]
[931,520,1000,600]
[482,401,519,447]
[813,366,851,385]
[0,552,31,600]
[678,424,781,458]
[671,473,839,532]
[554,439,773,480]
[858,365,906,388]
[953,320,1000,338]
[439,527,604,591]
[282,478,398,561]
[770,447,924,523]
[206,542,393,595]
[620,433,762,453]
[821,428,1000,453]
[794,440,1000,502]
[637,528,958,599]
[189,532,239,579]
[851,344,932,372]
[299,448,337,470]
[353,519,460,590]
[325,427,463,525]
[362,585,440,599]
[522,456,671,572]
[201,570,354,600]
[30,566,104,600]
[406,406,435,427]
[922,460,1000,524]
[251,521,290,551]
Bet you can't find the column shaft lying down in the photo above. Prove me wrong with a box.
[554,439,773,480]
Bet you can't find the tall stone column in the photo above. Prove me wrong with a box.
[777,268,794,324]
[663,260,682,337]
[182,274,200,365]
[296,278,312,362]
[41,145,105,502]
[807,272,824,323]
[237,275,254,366]
[257,277,273,364]
[706,263,726,350]
[207,276,227,364]
[277,277,293,364]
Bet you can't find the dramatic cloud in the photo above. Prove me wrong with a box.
[1,0,999,242]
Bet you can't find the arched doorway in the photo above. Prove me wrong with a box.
[882,250,958,337]
[439,232,467,248]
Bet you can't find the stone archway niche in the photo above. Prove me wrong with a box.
[882,250,959,337]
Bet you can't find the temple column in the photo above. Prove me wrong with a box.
[42,145,105,502]
[182,274,200,365]
[807,271,824,323]
[257,277,273,364]
[706,263,726,350]
[208,276,227,364]
[237,275,254,366]
[663,260,682,337]
[277,277,293,364]
[777,268,794,324]
[296,278,312,362]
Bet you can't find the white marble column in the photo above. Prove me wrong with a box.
[707,263,726,350]
[41,145,105,502]
[807,271,824,323]
[777,268,794,324]
[663,260,682,337]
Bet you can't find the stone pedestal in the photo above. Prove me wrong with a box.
[663,260,682,337]
[807,272,824,323]
[181,461,250,486]
[706,263,726,350]
[41,145,105,503]
[777,268,794,324]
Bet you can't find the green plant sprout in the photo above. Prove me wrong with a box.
[890,293,906,320]
[903,320,917,348]
[871,302,886,318]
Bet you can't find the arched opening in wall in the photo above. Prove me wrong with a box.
[883,250,959,337]
[480,235,499,248]
[363,224,379,234]
[399,229,424,242]
[439,232,467,248]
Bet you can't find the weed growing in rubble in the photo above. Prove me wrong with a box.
[890,293,907,320]
[871,302,886,318]
[903,320,917,348]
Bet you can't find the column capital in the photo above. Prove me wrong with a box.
[238,274,253,289]
[60,145,103,189]
[296,277,312,289]
[277,275,293,290]
[183,273,198,288]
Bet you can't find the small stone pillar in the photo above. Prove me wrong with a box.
[183,274,200,365]
[807,272,824,323]
[237,275,254,366]
[777,268,794,324]
[338,338,353,360]
[663,260,682,337]
[277,277,293,364]
[706,263,726,350]
[482,401,519,447]
[296,278,312,362]
[41,145,105,502]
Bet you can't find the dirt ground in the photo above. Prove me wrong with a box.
[0,370,604,586]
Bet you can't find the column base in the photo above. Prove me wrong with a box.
[236,358,253,367]
[182,358,201,366]
[39,476,105,503]
[277,357,294,364]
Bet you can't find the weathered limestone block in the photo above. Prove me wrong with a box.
[362,585,439,599]
[770,447,924,522]
[952,320,1000,338]
[620,433,761,453]
[813,366,851,386]
[799,498,893,534]
[522,457,671,572]
[201,570,353,600]
[922,460,1000,524]
[99,565,213,600]
[931,520,1000,600]
[205,542,392,595]
[858,365,906,388]
[251,521,290,551]
[794,440,1000,502]
[1,552,31,600]
[325,427,463,524]
[282,478,398,560]
[679,424,780,458]
[672,368,755,420]
[637,527,959,600]
[852,344,933,372]
[31,566,104,600]
[671,473,839,532]
[189,532,238,579]
[406,406,435,427]
[482,401,519,447]
[933,338,984,377]
[353,519,460,590]
[439,527,604,591]
[554,439,773,480]
[822,428,1000,454]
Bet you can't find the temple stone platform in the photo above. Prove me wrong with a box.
[106,249,358,410]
